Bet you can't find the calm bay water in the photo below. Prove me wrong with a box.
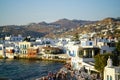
[0,59,64,80]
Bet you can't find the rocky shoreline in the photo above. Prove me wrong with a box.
[36,63,101,80]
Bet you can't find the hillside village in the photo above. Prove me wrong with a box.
[0,17,120,80]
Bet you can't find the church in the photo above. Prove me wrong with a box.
[104,56,120,80]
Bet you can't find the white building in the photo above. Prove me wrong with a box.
[0,44,5,58]
[19,41,31,55]
[97,38,115,54]
[5,35,23,43]
[65,37,116,72]
[65,40,99,71]
[104,57,120,80]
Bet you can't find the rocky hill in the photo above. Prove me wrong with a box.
[0,17,120,38]
[57,17,120,38]
[0,19,94,38]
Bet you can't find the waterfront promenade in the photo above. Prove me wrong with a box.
[36,63,101,80]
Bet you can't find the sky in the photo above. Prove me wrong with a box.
[0,0,120,26]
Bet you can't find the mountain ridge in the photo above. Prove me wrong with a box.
[0,17,120,38]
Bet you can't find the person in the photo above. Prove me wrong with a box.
[44,76,48,80]
[56,73,62,80]
[70,71,77,80]
[52,73,56,80]
[48,71,54,80]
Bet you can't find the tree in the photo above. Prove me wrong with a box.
[94,53,118,79]
[94,54,106,79]
[116,40,120,54]
[115,40,120,65]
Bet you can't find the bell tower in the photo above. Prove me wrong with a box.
[107,56,113,67]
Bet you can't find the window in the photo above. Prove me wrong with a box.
[79,50,83,57]
[0,47,2,50]
[103,50,106,53]
[107,75,109,80]
[69,50,75,57]
[89,50,92,58]
[25,51,26,54]
[69,51,71,54]
[118,75,120,80]
[24,45,26,49]
[89,42,93,46]
[110,76,112,80]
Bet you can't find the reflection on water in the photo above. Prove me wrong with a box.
[0,59,64,80]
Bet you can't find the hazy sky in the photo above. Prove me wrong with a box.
[0,0,120,26]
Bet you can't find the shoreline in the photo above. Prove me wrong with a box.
[0,53,69,63]
[0,57,67,63]
[36,63,101,80]
[36,63,72,80]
